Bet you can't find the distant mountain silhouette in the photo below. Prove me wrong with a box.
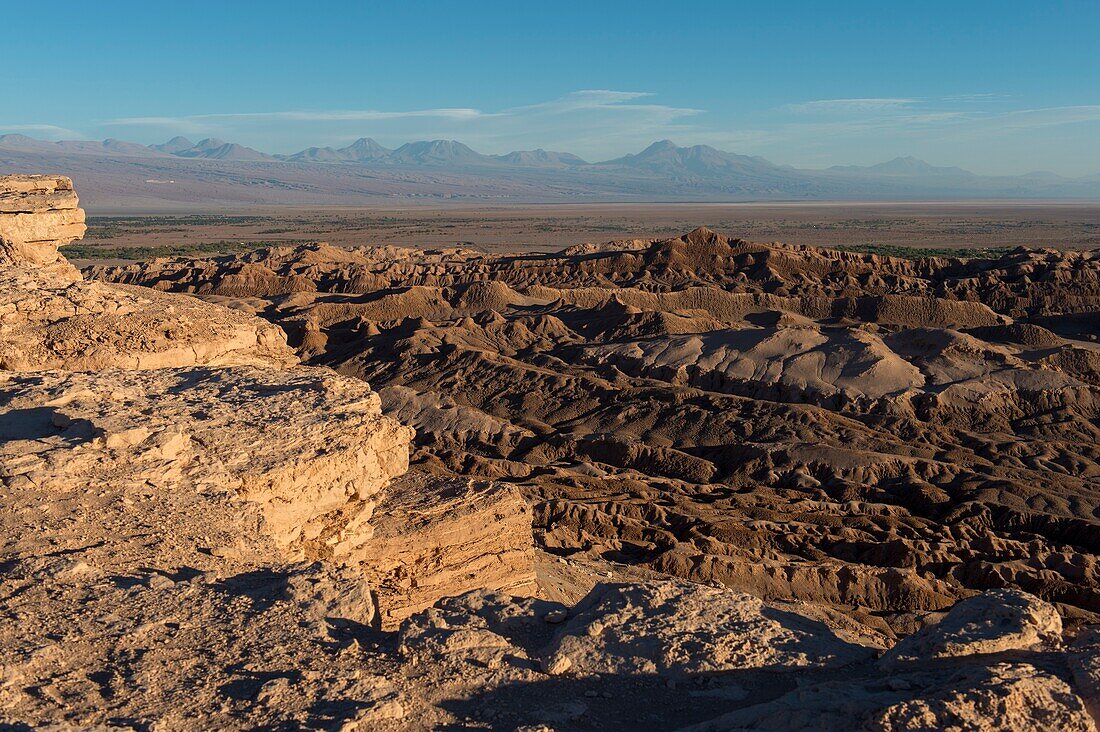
[495,149,588,167]
[0,133,55,153]
[600,140,793,182]
[388,140,493,166]
[171,138,276,161]
[283,146,347,163]
[3,132,1099,204]
[285,138,393,163]
[339,137,393,162]
[151,136,196,155]
[0,134,170,157]
[830,156,975,178]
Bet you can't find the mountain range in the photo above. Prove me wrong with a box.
[1,133,1097,210]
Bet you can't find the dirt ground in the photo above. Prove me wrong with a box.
[70,202,1100,264]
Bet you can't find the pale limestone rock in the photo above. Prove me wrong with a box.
[0,190,80,214]
[686,663,1095,732]
[397,589,557,670]
[286,563,379,629]
[0,266,299,370]
[0,174,76,196]
[0,173,296,370]
[0,175,86,269]
[336,472,537,627]
[1069,627,1100,724]
[0,367,413,551]
[395,583,1098,731]
[0,447,409,730]
[866,664,1094,732]
[881,588,1062,665]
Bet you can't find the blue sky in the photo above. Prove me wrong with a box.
[5,0,1100,174]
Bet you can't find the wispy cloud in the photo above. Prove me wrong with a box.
[783,98,918,114]
[941,92,1013,102]
[107,108,488,126]
[995,105,1100,129]
[104,91,700,131]
[0,123,84,139]
[506,90,702,117]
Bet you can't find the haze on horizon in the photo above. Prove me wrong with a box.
[6,0,1100,177]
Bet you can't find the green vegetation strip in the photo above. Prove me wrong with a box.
[832,243,1015,260]
[65,240,307,260]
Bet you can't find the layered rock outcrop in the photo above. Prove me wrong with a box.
[0,367,413,550]
[0,270,300,370]
[0,175,297,371]
[0,173,534,629]
[0,174,86,271]
[343,473,537,627]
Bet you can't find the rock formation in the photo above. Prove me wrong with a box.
[0,174,86,271]
[1,367,413,548]
[346,473,537,627]
[0,175,296,371]
[396,581,1100,731]
[96,230,1100,635]
[0,171,535,643]
[7,176,1100,729]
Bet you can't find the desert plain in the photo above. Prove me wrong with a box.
[69,201,1100,261]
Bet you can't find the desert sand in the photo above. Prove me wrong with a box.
[4,174,1100,729]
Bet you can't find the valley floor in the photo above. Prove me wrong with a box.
[68,201,1100,262]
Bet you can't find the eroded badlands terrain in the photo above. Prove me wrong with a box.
[101,227,1100,634]
[4,173,1100,730]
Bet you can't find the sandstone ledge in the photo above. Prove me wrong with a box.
[0,266,299,370]
[0,174,85,268]
[0,367,413,549]
[339,472,537,627]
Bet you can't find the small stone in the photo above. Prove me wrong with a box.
[541,654,573,676]
[147,574,175,590]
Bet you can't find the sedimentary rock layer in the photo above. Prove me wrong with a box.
[0,174,86,268]
[0,367,413,550]
[0,174,296,370]
[0,265,299,370]
[0,172,536,643]
[342,472,537,627]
